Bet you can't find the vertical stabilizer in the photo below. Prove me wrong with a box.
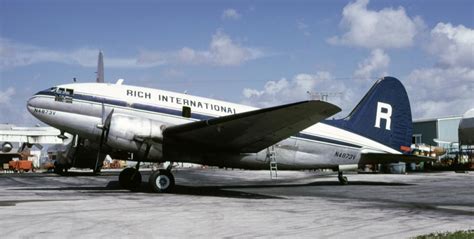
[96,51,104,83]
[326,77,413,153]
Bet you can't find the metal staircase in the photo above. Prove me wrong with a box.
[267,146,278,179]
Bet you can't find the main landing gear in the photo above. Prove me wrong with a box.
[119,167,142,190]
[148,169,175,193]
[338,171,348,185]
[119,162,175,193]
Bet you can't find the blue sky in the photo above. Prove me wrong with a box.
[1,0,473,125]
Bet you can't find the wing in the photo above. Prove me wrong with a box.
[0,127,63,144]
[359,153,436,164]
[163,100,341,153]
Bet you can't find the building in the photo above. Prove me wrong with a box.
[412,116,462,149]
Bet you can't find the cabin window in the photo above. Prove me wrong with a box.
[182,106,191,118]
[54,88,74,103]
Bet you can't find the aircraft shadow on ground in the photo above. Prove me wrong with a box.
[10,180,412,199]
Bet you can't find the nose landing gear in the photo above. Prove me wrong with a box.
[338,171,348,185]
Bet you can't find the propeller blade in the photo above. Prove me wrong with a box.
[101,102,106,124]
[95,108,114,172]
[103,109,114,144]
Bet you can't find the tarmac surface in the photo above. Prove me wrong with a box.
[0,168,473,238]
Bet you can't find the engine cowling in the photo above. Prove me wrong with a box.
[106,114,165,153]
[1,142,13,153]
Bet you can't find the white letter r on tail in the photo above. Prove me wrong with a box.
[375,102,392,130]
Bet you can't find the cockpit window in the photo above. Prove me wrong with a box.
[54,87,74,103]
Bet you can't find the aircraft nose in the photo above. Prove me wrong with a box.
[27,96,38,114]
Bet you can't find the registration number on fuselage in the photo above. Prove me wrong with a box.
[334,151,356,160]
[34,108,56,116]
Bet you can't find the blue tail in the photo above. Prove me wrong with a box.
[326,77,413,153]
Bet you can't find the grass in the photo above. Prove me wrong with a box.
[414,230,474,239]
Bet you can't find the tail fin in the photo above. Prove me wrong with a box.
[96,51,104,83]
[328,77,412,153]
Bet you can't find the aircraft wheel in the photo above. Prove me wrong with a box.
[338,172,348,185]
[149,170,175,193]
[119,168,142,190]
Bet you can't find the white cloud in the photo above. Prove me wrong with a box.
[353,49,390,80]
[0,38,158,70]
[222,8,241,20]
[0,30,263,69]
[138,30,264,66]
[241,72,355,116]
[328,0,425,49]
[406,67,474,119]
[0,87,15,105]
[428,23,474,68]
[404,22,474,119]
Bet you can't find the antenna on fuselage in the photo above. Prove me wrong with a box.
[96,51,104,83]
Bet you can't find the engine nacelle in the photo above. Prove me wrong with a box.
[1,142,13,153]
[106,114,165,153]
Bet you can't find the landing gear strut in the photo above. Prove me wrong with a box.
[338,171,348,185]
[119,161,142,190]
[119,144,152,191]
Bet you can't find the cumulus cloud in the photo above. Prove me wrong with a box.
[138,30,264,66]
[0,38,158,70]
[222,8,241,20]
[404,22,474,119]
[353,49,390,80]
[241,72,357,116]
[328,0,425,49]
[428,23,474,68]
[406,67,474,119]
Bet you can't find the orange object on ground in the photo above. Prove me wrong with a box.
[9,160,33,172]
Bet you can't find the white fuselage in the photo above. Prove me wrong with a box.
[27,82,399,170]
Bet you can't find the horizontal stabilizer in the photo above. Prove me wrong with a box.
[164,100,341,153]
[359,153,435,165]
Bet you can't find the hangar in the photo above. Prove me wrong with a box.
[412,112,473,169]
[412,116,461,149]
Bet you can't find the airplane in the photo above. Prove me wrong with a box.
[0,124,64,153]
[26,76,431,193]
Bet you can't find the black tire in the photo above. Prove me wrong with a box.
[149,170,175,193]
[119,168,142,190]
[338,175,348,185]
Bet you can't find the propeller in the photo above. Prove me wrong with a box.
[95,104,114,172]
